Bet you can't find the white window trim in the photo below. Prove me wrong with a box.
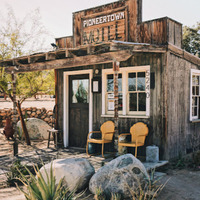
[102,66,150,118]
[63,70,93,148]
[190,69,200,121]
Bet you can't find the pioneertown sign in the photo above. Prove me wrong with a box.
[82,9,127,45]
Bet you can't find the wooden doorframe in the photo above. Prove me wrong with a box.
[63,70,93,148]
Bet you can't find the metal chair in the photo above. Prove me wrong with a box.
[118,122,149,158]
[86,121,115,157]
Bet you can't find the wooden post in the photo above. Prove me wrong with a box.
[113,61,120,155]
[11,71,18,156]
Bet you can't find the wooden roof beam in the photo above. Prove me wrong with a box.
[4,50,132,73]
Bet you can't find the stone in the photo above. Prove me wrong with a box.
[146,146,159,163]
[36,110,41,115]
[40,158,95,192]
[89,154,148,199]
[17,118,52,139]
[44,118,50,122]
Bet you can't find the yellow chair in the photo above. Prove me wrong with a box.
[118,122,149,158]
[86,121,115,158]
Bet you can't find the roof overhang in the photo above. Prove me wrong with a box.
[0,41,168,73]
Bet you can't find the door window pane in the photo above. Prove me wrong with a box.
[72,79,88,103]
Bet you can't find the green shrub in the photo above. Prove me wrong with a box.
[16,162,84,200]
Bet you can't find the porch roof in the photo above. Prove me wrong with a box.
[0,41,166,73]
[1,41,199,73]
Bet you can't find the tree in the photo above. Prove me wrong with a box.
[182,22,200,58]
[0,6,53,145]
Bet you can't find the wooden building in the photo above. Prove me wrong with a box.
[1,0,200,159]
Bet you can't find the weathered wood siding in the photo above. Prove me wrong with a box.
[56,36,73,48]
[55,53,167,158]
[137,18,182,48]
[166,53,200,159]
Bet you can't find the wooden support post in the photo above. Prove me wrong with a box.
[11,71,18,156]
[113,61,119,156]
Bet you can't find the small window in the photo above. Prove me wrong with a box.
[190,70,200,121]
[102,66,150,117]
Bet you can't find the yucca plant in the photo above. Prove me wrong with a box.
[16,162,84,200]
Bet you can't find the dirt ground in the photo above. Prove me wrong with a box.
[0,99,200,199]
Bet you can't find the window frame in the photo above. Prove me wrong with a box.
[102,66,150,118]
[190,69,200,121]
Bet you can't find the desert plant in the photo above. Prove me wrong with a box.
[111,193,122,200]
[6,160,35,186]
[94,187,106,200]
[16,162,84,200]
[124,169,169,200]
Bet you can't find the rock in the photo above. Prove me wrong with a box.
[17,118,52,139]
[36,110,41,115]
[40,158,95,192]
[44,118,50,122]
[89,154,148,199]
[27,111,31,115]
[146,146,159,163]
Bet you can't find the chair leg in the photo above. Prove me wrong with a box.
[102,143,105,158]
[135,146,138,158]
[86,141,89,156]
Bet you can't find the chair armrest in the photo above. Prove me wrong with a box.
[119,133,131,137]
[87,131,101,139]
[137,134,148,137]
[104,131,115,135]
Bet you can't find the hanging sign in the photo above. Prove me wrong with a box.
[81,8,127,45]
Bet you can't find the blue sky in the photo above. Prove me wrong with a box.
[0,0,199,48]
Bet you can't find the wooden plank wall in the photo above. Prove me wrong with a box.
[56,36,74,48]
[56,53,167,158]
[166,53,200,159]
[92,53,167,158]
[137,18,182,48]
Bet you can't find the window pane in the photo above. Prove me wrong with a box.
[128,73,136,91]
[118,74,122,92]
[192,97,196,106]
[193,86,196,95]
[194,107,197,116]
[72,79,88,103]
[139,93,146,111]
[118,93,123,111]
[192,75,196,85]
[196,76,199,85]
[107,74,113,92]
[196,86,199,95]
[107,74,122,92]
[129,93,137,111]
[137,72,146,91]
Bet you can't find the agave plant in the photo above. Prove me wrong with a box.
[16,162,84,200]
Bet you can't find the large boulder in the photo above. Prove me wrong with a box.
[89,154,148,199]
[40,158,95,192]
[17,118,52,139]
